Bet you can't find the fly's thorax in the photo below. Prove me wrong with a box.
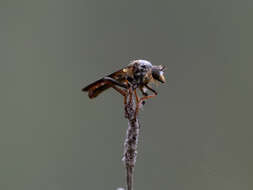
[126,60,155,87]
[128,59,152,67]
[133,63,152,85]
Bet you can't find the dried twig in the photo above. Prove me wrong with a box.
[122,88,140,190]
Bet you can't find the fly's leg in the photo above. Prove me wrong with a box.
[111,85,127,96]
[103,77,128,89]
[103,77,130,117]
[139,84,158,105]
[140,87,148,105]
[110,84,129,118]
[134,89,140,119]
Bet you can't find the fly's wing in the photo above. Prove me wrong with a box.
[82,67,131,99]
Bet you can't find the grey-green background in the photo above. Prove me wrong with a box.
[1,0,253,189]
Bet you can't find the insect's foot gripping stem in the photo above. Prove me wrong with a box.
[133,89,140,120]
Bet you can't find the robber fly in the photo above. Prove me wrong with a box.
[82,60,165,106]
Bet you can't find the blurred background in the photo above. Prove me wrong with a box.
[1,0,253,189]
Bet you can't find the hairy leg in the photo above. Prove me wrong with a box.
[133,89,140,119]
[103,76,128,89]
[139,84,158,105]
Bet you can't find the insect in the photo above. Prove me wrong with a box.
[82,60,165,108]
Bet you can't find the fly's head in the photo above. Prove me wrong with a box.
[151,65,166,83]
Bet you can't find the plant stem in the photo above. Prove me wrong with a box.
[123,88,140,190]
